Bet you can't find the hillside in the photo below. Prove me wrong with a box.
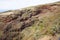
[0,1,60,40]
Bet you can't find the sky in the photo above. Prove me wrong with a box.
[0,0,60,12]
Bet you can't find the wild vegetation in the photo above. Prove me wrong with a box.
[0,1,60,40]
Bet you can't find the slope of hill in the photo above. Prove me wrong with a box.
[0,1,60,40]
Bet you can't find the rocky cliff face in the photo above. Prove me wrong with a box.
[0,2,60,40]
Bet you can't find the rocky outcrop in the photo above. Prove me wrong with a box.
[0,1,60,40]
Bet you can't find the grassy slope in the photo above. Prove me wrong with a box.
[21,2,60,40]
[0,1,60,40]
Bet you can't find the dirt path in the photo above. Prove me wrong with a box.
[38,35,52,40]
[0,12,13,15]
